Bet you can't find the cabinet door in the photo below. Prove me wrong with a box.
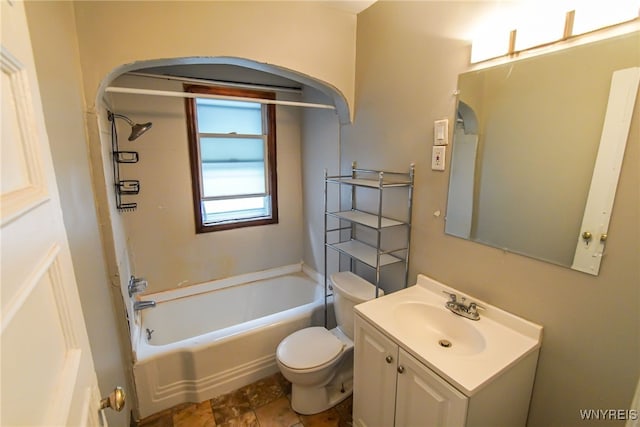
[353,315,398,427]
[395,349,468,427]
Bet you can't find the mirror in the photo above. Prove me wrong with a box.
[445,31,639,274]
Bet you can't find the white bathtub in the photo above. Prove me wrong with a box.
[132,264,326,418]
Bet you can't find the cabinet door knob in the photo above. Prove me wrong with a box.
[385,355,393,364]
[397,365,405,374]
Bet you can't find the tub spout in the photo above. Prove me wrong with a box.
[134,300,156,311]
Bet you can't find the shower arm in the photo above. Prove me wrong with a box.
[109,112,135,127]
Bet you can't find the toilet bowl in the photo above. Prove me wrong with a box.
[276,271,382,415]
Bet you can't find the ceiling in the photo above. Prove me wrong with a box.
[329,0,377,14]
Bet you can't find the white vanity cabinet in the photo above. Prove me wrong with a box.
[353,314,397,426]
[352,274,542,427]
[353,314,467,427]
[395,347,467,427]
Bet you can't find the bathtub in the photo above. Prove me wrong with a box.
[132,264,326,418]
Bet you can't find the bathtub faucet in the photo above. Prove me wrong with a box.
[128,275,148,297]
[133,300,156,311]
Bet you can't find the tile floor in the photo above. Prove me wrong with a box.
[136,372,353,427]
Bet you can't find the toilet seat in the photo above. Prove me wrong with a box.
[277,327,344,371]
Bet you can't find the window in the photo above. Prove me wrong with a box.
[185,85,278,233]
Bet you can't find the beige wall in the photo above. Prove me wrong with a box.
[24,2,133,425]
[71,0,358,343]
[110,75,305,292]
[346,2,639,426]
[301,87,342,273]
[72,1,356,119]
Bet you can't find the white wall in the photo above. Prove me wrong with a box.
[110,74,305,292]
[347,2,639,426]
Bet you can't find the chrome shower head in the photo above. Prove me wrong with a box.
[109,112,153,141]
[128,122,153,141]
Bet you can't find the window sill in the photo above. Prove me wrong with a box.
[197,216,278,233]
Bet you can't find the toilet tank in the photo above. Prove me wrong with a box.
[330,272,382,339]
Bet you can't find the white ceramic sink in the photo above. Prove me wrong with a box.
[355,274,542,396]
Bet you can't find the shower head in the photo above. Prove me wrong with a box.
[129,122,153,141]
[109,112,153,141]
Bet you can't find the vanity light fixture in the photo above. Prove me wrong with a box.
[470,1,640,63]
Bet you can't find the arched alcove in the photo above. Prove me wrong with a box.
[93,56,344,335]
[97,56,351,124]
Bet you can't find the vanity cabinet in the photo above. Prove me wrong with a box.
[353,314,467,427]
[396,347,467,427]
[353,274,542,427]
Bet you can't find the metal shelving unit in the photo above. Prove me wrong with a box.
[323,162,415,323]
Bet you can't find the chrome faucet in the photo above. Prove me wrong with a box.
[133,300,156,311]
[443,291,482,321]
[128,275,148,297]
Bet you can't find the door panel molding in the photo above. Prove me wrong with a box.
[1,244,60,332]
[0,46,48,226]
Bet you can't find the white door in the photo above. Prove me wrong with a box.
[395,348,467,427]
[1,1,104,425]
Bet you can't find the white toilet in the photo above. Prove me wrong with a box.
[276,271,383,415]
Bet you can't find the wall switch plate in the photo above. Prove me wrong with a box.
[434,119,449,145]
[432,146,446,171]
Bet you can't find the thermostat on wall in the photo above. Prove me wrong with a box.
[434,119,448,145]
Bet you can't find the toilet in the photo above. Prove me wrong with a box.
[276,271,383,415]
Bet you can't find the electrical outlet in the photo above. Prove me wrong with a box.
[432,146,446,171]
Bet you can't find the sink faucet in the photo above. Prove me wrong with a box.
[133,300,156,311]
[442,291,482,321]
